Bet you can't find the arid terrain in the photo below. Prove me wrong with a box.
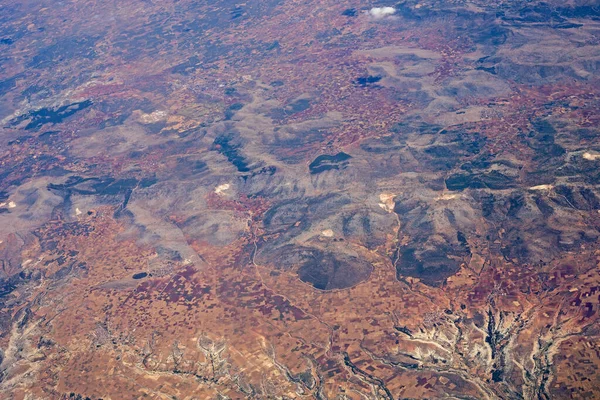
[1,0,600,399]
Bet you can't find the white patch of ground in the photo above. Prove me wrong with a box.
[583,152,600,160]
[138,110,168,124]
[214,184,230,195]
[378,193,396,213]
[321,229,334,237]
[529,184,553,191]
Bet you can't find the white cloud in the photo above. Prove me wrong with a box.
[369,6,396,18]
